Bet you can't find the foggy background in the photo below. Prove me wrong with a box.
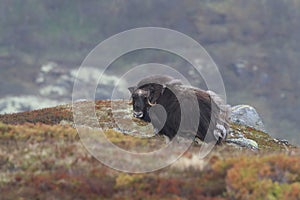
[0,0,299,144]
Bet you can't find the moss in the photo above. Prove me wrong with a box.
[230,123,296,151]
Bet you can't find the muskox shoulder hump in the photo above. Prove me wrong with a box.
[137,75,182,88]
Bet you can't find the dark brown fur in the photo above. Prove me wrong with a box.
[129,75,229,144]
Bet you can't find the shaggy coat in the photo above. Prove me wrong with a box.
[128,75,230,144]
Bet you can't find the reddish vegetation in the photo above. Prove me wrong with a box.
[0,101,299,199]
[0,106,73,125]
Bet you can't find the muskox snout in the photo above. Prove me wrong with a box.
[133,111,144,118]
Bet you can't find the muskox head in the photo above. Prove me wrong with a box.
[128,87,153,121]
[128,75,176,121]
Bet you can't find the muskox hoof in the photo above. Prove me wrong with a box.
[163,135,171,144]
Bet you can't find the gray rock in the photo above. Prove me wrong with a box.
[230,105,266,132]
[226,138,259,151]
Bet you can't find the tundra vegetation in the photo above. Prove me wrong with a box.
[0,100,299,199]
[1,0,300,143]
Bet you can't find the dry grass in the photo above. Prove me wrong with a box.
[0,100,299,199]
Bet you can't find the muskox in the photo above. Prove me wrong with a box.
[128,75,230,144]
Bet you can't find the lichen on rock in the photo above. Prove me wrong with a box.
[230,104,265,132]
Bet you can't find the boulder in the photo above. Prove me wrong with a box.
[230,104,265,132]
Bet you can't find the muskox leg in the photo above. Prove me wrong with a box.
[213,123,228,144]
[194,136,204,145]
[163,135,171,144]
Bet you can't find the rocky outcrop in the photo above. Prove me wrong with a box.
[230,104,265,132]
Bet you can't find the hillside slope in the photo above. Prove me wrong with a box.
[0,100,299,199]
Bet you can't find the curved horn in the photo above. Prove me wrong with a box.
[128,99,133,105]
[147,99,156,106]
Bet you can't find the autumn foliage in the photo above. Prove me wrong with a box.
[0,101,299,199]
